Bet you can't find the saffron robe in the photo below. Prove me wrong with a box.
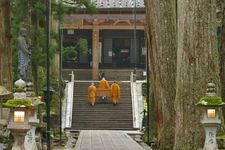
[88,85,96,104]
[111,83,120,104]
[99,79,110,89]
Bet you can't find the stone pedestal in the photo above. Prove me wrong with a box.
[201,115,221,150]
[11,132,27,150]
[25,127,38,150]
[203,125,219,150]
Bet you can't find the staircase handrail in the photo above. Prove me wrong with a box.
[64,71,74,129]
[130,72,140,129]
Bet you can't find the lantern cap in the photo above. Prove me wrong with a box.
[0,85,12,97]
[15,79,26,88]
[2,99,34,108]
[197,80,224,107]
[197,96,225,107]
[32,97,44,106]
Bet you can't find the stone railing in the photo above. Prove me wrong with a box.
[63,71,74,130]
[130,72,145,130]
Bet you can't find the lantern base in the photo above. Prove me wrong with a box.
[203,125,219,150]
[11,131,28,150]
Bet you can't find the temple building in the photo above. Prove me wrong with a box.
[62,0,146,79]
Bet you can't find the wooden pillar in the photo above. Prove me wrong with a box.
[92,20,100,80]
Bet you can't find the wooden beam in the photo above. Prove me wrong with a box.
[64,14,145,21]
[63,24,145,30]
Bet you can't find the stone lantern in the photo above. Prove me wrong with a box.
[0,85,12,149]
[3,79,33,150]
[0,85,12,125]
[197,81,224,150]
[24,82,44,150]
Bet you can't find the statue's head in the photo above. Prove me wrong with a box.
[20,28,27,36]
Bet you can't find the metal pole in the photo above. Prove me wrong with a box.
[146,35,150,144]
[46,0,51,149]
[134,0,137,68]
[59,24,63,145]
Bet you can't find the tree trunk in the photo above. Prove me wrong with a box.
[174,1,220,149]
[0,1,12,90]
[144,0,177,149]
[220,2,225,122]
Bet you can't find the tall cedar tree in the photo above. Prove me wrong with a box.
[145,0,221,149]
[0,0,12,90]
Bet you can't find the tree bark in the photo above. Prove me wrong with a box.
[0,1,12,90]
[144,0,177,149]
[174,1,220,149]
[219,1,225,122]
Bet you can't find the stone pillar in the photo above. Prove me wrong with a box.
[92,20,100,80]
[203,126,219,150]
[12,132,27,150]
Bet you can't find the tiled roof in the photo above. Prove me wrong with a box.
[63,0,145,8]
[91,0,144,8]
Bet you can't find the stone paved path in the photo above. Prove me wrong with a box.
[75,130,145,150]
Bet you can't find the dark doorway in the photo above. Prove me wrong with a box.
[112,38,131,67]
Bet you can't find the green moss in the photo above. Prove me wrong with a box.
[197,96,223,106]
[217,134,225,140]
[42,111,57,116]
[3,99,33,108]
[13,87,25,92]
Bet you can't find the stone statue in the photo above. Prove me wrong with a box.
[17,28,31,81]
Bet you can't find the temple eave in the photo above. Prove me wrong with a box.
[62,24,145,30]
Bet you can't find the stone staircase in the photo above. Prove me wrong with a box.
[71,81,134,130]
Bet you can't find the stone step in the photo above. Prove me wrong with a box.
[62,69,145,81]
[71,81,133,130]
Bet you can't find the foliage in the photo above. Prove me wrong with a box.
[52,1,76,22]
[11,0,29,80]
[63,46,77,61]
[217,134,225,140]
[52,0,96,22]
[36,66,46,95]
[79,0,96,13]
[10,0,95,129]
[31,27,46,67]
[142,82,147,96]
[3,99,33,108]
[33,1,46,19]
[197,96,223,106]
[0,135,8,144]
[62,38,88,61]
[13,87,25,93]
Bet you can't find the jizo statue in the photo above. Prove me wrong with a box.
[17,28,31,81]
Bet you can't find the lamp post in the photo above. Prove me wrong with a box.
[197,81,224,150]
[46,0,51,149]
[59,22,63,145]
[133,0,137,68]
[43,86,54,149]
[146,40,150,144]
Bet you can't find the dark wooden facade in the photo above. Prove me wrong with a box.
[62,8,146,79]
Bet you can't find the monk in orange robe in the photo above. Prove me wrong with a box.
[111,81,120,105]
[88,82,96,106]
[98,77,110,99]
[99,77,110,89]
